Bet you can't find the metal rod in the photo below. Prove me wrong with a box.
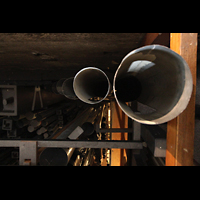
[82,148,94,166]
[99,128,133,133]
[36,103,70,121]
[0,139,143,149]
[38,107,93,165]
[41,115,58,126]
[37,140,143,149]
[38,106,94,165]
[30,119,41,127]
[67,106,103,139]
[17,118,30,128]
[12,114,25,121]
[27,124,42,133]
[36,108,56,121]
[47,120,59,131]
[56,106,95,139]
[37,127,47,135]
[73,155,81,166]
[24,109,44,120]
[43,133,49,139]
[48,124,60,135]
[113,45,193,125]
[67,148,75,161]
[62,104,76,115]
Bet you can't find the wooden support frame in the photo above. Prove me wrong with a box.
[142,33,197,166]
[166,33,197,166]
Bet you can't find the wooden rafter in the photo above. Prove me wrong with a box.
[141,33,170,46]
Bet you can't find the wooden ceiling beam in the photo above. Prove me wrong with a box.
[141,33,170,46]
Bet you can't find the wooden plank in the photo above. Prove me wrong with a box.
[141,33,170,46]
[166,33,197,166]
[111,101,128,166]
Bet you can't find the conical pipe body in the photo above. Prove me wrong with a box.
[73,67,111,104]
[113,45,193,125]
[62,77,78,100]
[51,77,78,100]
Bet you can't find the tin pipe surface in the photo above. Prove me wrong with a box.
[113,45,193,125]
[62,77,78,100]
[82,148,94,166]
[73,67,111,104]
[73,155,81,166]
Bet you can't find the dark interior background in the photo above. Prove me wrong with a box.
[0,33,146,85]
[1,33,199,165]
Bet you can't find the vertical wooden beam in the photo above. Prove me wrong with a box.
[166,33,197,166]
[111,101,128,166]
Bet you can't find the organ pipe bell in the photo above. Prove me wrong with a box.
[73,67,111,104]
[113,45,193,125]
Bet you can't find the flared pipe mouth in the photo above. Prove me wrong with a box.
[73,67,111,104]
[113,45,193,125]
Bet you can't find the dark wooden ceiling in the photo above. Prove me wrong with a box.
[0,33,146,84]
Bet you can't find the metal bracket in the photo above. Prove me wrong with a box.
[2,118,13,130]
[95,123,133,133]
[132,120,141,141]
[19,141,38,166]
[131,120,142,156]
[0,139,143,166]
[0,85,17,116]
[32,86,43,111]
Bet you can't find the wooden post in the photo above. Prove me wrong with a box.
[111,101,128,166]
[166,33,197,166]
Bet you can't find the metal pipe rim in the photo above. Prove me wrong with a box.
[73,67,111,104]
[113,44,193,125]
